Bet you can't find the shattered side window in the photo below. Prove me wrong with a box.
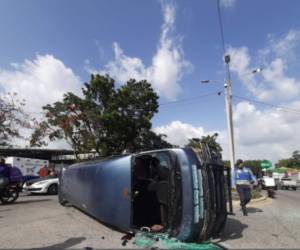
[153,152,172,169]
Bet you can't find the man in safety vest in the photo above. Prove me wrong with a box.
[235,159,256,216]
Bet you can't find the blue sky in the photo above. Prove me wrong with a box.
[1,0,300,162]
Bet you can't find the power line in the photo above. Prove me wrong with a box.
[233,95,300,115]
[159,91,222,107]
[217,0,226,54]
[217,0,236,186]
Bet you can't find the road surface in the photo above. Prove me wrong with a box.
[0,190,299,249]
[0,194,137,249]
[215,189,300,249]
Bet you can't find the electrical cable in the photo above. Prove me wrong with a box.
[159,91,222,107]
[233,95,300,115]
[217,0,226,55]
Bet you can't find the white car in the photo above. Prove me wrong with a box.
[23,177,59,195]
[280,177,297,190]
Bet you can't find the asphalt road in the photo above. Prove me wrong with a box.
[0,193,138,249]
[215,189,300,249]
[0,190,299,249]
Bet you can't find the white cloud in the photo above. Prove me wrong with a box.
[0,54,82,148]
[91,1,192,100]
[153,120,216,147]
[220,0,236,8]
[155,102,300,163]
[231,101,300,162]
[228,30,300,101]
[0,54,82,113]
[203,29,300,163]
[233,102,295,146]
[269,30,300,60]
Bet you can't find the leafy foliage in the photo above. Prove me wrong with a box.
[0,93,31,147]
[185,133,222,158]
[31,74,172,157]
[243,160,263,177]
[276,150,300,169]
[132,130,173,152]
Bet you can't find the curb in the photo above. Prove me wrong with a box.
[249,195,267,204]
[232,195,267,206]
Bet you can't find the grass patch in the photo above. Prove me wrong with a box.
[251,189,263,199]
[231,188,263,200]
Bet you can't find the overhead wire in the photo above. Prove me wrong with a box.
[216,1,300,117]
[217,0,226,55]
[158,2,227,109]
[233,95,300,115]
[159,91,223,107]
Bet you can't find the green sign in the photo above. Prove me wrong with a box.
[260,160,272,169]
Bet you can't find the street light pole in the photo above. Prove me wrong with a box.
[224,55,236,188]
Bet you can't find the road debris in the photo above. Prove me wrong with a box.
[133,232,221,249]
[121,232,135,247]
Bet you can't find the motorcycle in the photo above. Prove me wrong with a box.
[257,176,276,198]
[0,184,20,204]
[267,187,275,198]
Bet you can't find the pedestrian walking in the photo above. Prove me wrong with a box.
[235,159,256,216]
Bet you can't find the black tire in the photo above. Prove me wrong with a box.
[47,184,58,195]
[267,189,275,198]
[0,188,19,204]
[292,187,297,191]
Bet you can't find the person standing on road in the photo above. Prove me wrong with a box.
[235,159,256,216]
[38,165,50,177]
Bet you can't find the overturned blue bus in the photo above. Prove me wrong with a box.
[58,147,232,242]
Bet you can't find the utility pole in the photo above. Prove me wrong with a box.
[201,57,262,187]
[224,54,236,187]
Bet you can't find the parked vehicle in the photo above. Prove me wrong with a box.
[59,147,232,242]
[280,177,297,190]
[23,176,59,195]
[21,175,40,186]
[290,172,300,188]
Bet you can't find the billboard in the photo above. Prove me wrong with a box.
[6,157,48,176]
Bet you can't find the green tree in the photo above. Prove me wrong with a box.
[277,158,291,168]
[132,130,173,152]
[243,160,263,178]
[31,74,171,157]
[276,150,300,169]
[291,150,300,168]
[185,133,222,158]
[0,93,30,147]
